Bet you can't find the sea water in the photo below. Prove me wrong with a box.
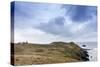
[76,42,97,61]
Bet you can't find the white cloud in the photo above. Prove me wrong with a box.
[13,2,97,43]
[14,28,67,43]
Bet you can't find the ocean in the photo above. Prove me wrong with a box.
[76,42,97,61]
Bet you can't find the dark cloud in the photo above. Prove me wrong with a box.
[51,16,65,25]
[35,17,78,37]
[34,16,73,37]
[62,5,97,22]
[34,4,97,37]
[36,16,65,34]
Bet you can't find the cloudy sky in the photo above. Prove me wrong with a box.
[11,1,97,43]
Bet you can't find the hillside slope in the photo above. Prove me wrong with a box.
[11,42,89,66]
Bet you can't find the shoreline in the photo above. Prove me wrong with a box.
[87,48,97,61]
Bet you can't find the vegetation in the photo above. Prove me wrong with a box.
[11,42,89,66]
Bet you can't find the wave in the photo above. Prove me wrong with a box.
[88,48,97,61]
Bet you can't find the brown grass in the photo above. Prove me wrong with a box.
[11,42,87,66]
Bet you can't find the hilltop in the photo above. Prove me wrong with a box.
[11,42,89,66]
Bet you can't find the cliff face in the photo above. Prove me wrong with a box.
[11,42,89,65]
[50,42,89,61]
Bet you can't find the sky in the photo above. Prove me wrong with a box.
[11,1,97,43]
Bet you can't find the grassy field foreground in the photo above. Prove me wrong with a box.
[11,42,89,66]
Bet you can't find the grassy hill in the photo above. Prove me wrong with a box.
[11,42,89,66]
